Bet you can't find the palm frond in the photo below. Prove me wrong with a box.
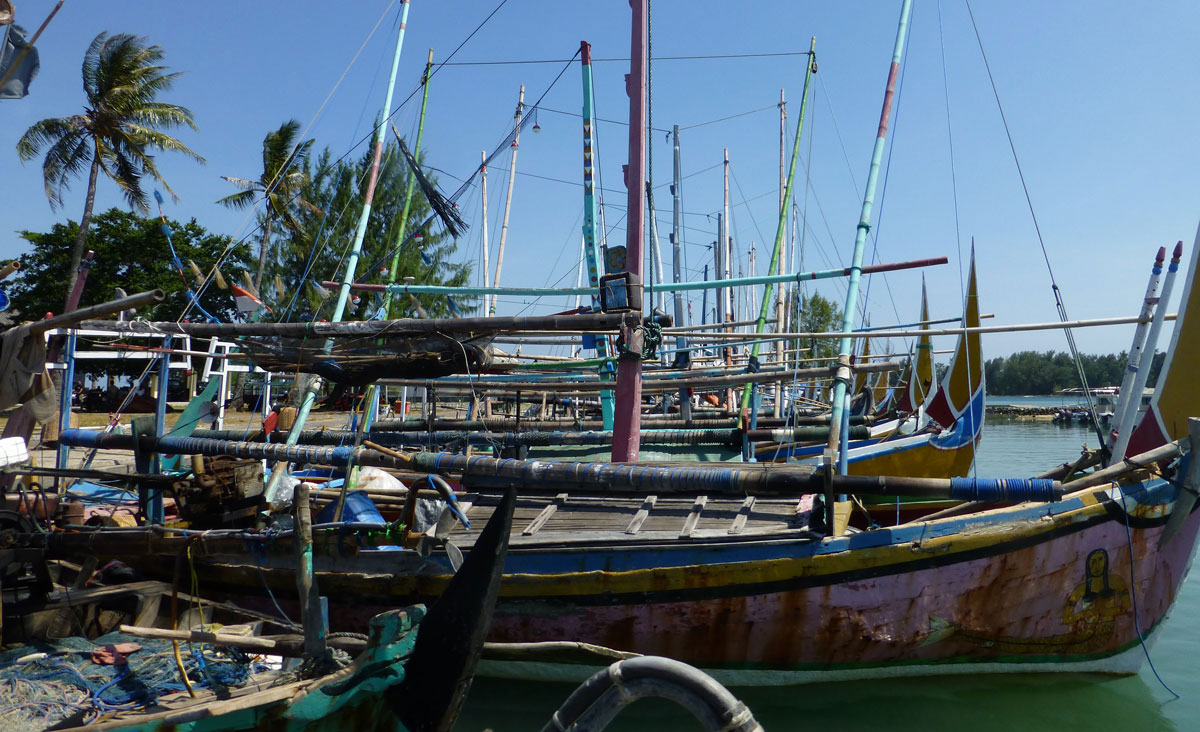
[127,101,197,131]
[121,123,205,163]
[216,189,257,210]
[220,176,261,193]
[39,134,92,210]
[16,116,86,162]
[81,32,109,102]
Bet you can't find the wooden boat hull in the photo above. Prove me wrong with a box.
[145,466,1200,686]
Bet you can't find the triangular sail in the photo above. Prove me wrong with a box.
[1127,229,1200,455]
[924,251,983,430]
[896,278,933,413]
[853,326,872,396]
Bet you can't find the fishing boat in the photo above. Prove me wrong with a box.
[35,212,1200,686]
[8,0,1200,695]
[0,481,516,731]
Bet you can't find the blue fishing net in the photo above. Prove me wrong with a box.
[0,631,268,730]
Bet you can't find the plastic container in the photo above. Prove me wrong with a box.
[314,490,398,550]
[314,489,385,525]
[0,436,29,469]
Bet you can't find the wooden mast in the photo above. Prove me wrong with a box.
[611,0,649,462]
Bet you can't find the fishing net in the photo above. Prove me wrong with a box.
[237,331,493,386]
[0,631,268,731]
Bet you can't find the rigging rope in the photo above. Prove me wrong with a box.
[963,0,1107,455]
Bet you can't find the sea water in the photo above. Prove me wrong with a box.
[456,417,1197,730]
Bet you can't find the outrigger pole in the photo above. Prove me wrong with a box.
[827,0,913,464]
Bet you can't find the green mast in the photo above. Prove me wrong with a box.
[739,38,817,416]
[382,48,435,319]
[580,40,615,428]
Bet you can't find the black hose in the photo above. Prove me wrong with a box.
[541,656,761,732]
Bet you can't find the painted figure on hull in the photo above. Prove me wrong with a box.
[926,548,1131,655]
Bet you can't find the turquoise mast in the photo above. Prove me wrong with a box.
[264,0,412,503]
[826,0,913,465]
[580,40,616,428]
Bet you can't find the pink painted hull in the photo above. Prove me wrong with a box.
[485,500,1200,674]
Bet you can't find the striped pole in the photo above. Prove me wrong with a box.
[827,0,913,462]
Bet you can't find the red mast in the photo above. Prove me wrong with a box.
[610,0,648,462]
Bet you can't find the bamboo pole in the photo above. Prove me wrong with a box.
[339,255,947,298]
[24,289,162,335]
[375,360,899,393]
[774,88,787,418]
[382,48,435,319]
[741,38,816,416]
[490,86,524,317]
[581,41,616,428]
[1110,241,1184,464]
[1107,246,1166,453]
[81,311,660,338]
[671,124,691,421]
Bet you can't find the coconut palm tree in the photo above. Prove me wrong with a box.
[217,119,318,291]
[16,32,204,304]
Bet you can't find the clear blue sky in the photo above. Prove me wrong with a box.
[2,0,1199,360]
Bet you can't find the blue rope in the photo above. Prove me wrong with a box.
[948,478,1057,502]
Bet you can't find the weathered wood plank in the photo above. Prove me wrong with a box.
[624,495,657,535]
[729,496,756,534]
[522,493,568,535]
[679,495,708,538]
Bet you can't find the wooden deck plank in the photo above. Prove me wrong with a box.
[522,493,568,535]
[679,496,708,538]
[624,495,657,535]
[729,496,756,534]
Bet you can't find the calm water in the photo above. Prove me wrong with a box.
[456,417,1200,730]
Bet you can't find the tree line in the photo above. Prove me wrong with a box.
[984,350,1165,396]
[11,32,468,321]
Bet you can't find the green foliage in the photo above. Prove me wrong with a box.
[9,207,247,322]
[983,350,1166,395]
[791,292,843,364]
[261,142,474,320]
[15,32,203,302]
